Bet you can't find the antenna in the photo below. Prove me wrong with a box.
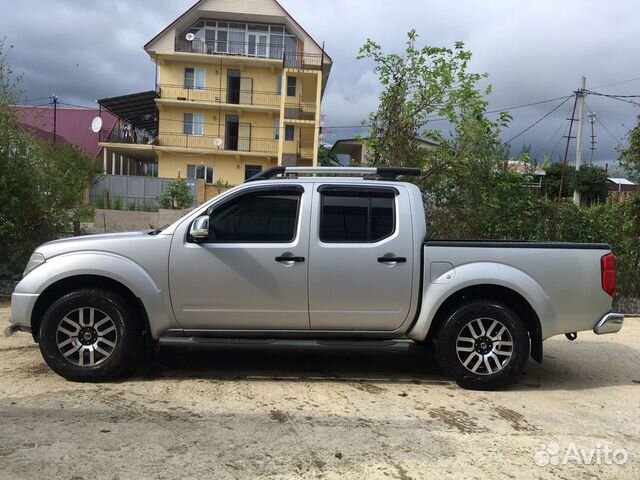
[185,33,195,42]
[214,137,223,149]
[91,116,103,133]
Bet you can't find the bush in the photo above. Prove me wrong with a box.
[159,178,193,209]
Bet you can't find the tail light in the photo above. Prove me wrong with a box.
[601,253,617,297]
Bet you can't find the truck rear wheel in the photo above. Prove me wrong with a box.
[435,300,529,390]
[38,288,143,382]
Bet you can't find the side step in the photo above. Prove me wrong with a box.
[158,336,415,352]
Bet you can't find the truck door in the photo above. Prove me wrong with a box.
[308,184,414,331]
[169,184,311,331]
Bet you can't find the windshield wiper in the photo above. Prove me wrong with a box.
[148,225,169,236]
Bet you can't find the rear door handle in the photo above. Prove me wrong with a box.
[275,256,305,263]
[378,256,407,263]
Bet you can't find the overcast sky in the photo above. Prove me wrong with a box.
[3,0,639,171]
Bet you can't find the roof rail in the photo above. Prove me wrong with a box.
[245,166,421,182]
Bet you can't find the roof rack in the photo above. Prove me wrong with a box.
[246,166,421,182]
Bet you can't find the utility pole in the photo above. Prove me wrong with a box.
[588,112,597,166]
[573,77,586,206]
[52,94,59,144]
[558,93,579,200]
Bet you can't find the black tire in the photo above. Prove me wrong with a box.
[39,288,143,382]
[435,300,530,390]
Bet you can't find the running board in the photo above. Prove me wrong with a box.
[158,336,415,352]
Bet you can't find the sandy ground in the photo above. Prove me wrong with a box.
[0,299,638,480]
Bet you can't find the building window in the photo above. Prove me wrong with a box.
[274,119,280,140]
[186,20,298,59]
[187,164,214,184]
[284,125,295,142]
[319,189,396,243]
[183,113,204,136]
[245,164,262,180]
[287,77,297,97]
[276,75,282,95]
[184,68,206,90]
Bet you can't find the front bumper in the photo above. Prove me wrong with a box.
[593,312,624,335]
[8,292,39,333]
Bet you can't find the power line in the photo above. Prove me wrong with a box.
[585,90,640,107]
[591,75,640,90]
[540,103,574,154]
[503,96,573,145]
[15,96,54,105]
[585,101,623,147]
[550,121,570,160]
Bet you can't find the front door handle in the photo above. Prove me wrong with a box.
[275,256,305,263]
[377,256,407,264]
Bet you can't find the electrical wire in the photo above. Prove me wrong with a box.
[15,96,54,105]
[540,104,574,154]
[502,96,573,145]
[591,76,640,90]
[585,101,623,148]
[585,90,640,107]
[550,121,570,160]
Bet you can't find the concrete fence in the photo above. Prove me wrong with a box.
[86,208,194,234]
[90,175,199,208]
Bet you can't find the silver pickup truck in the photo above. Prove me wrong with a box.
[7,167,624,390]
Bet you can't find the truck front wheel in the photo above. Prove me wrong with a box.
[435,300,530,390]
[38,288,143,382]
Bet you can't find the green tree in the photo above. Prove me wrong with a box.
[618,114,640,181]
[159,178,193,209]
[318,144,340,166]
[0,42,99,277]
[357,30,511,171]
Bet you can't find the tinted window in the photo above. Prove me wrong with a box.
[320,191,395,243]
[208,191,300,242]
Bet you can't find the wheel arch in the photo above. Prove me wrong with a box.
[31,275,150,343]
[425,284,543,363]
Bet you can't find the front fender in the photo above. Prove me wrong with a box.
[407,261,554,341]
[16,251,177,338]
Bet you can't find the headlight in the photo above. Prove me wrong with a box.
[23,252,46,278]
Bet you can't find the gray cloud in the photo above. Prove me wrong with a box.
[3,0,639,170]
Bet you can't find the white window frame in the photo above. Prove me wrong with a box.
[184,113,204,136]
[185,68,207,90]
[188,164,215,184]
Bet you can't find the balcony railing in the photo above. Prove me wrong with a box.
[158,84,280,107]
[157,132,278,154]
[175,38,287,59]
[283,52,323,71]
[99,122,156,145]
[174,38,324,71]
[284,102,316,121]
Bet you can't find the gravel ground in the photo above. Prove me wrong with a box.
[1,299,638,479]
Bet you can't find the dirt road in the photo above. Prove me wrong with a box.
[1,299,638,479]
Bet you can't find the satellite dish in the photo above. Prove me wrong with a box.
[185,33,195,42]
[91,117,103,133]
[214,137,223,149]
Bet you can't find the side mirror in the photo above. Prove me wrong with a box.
[190,215,209,241]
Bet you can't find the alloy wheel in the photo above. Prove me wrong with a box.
[455,317,514,375]
[56,307,118,367]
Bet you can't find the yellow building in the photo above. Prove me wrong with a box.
[98,0,332,202]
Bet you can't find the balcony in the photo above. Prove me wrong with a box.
[284,102,316,121]
[174,38,323,71]
[157,133,278,155]
[158,84,280,108]
[99,122,156,146]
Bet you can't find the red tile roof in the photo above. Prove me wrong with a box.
[12,105,118,159]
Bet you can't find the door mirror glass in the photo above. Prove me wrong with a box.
[190,215,210,240]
